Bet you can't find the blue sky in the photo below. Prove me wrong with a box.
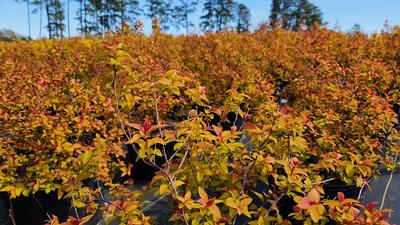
[1,0,400,38]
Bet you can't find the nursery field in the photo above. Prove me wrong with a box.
[1,27,400,225]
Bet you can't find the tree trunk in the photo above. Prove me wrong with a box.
[67,0,70,38]
[185,5,189,35]
[78,0,83,36]
[27,0,31,39]
[39,0,43,38]
[44,0,51,39]
[83,0,87,35]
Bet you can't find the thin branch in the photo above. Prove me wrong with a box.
[241,160,256,194]
[239,108,250,131]
[311,178,336,186]
[112,64,130,140]
[258,128,273,150]
[71,195,81,221]
[357,180,367,201]
[173,149,189,182]
[96,178,105,204]
[266,191,286,216]
[8,198,16,225]
[380,170,394,210]
[153,93,169,166]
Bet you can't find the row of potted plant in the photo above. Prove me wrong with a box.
[1,26,400,224]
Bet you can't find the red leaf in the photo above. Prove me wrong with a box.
[207,197,216,207]
[142,118,152,132]
[337,192,345,202]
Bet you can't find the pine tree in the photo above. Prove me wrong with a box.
[269,0,295,29]
[294,0,323,29]
[74,0,141,37]
[75,0,90,36]
[269,0,323,31]
[199,0,216,32]
[236,3,250,33]
[145,0,172,31]
[200,0,236,32]
[75,0,101,36]
[106,0,141,31]
[350,23,361,33]
[117,0,127,29]
[215,0,236,31]
[52,0,65,38]
[44,0,65,39]
[126,0,141,25]
[172,0,198,34]
[269,0,281,29]
[85,0,99,35]
[104,0,118,31]
[75,0,83,35]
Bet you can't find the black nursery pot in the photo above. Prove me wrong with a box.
[0,192,11,225]
[0,191,70,225]
[322,180,362,225]
[323,179,361,200]
[234,178,302,225]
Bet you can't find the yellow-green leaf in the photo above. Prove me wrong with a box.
[309,205,324,223]
[159,184,169,195]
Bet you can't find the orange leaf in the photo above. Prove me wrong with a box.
[146,124,168,135]
[209,204,221,221]
[125,122,144,133]
[308,188,320,204]
[297,196,312,210]
[305,119,315,133]
[78,215,93,225]
[197,187,208,206]
[297,188,320,209]
[212,125,223,136]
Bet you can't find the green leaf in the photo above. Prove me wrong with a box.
[0,186,14,192]
[152,149,163,157]
[345,164,355,177]
[148,137,166,146]
[73,199,86,208]
[169,86,181,95]
[81,151,92,164]
[159,184,169,195]
[173,142,185,151]
[105,216,117,225]
[291,136,308,151]
[175,180,185,187]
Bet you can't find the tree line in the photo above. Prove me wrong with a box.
[14,0,323,39]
